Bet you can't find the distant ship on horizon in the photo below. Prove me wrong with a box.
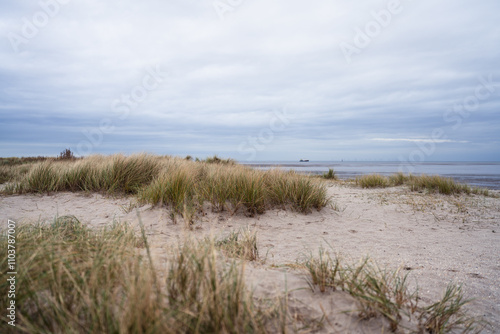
[299,159,309,162]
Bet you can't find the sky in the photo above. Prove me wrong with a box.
[1,0,499,162]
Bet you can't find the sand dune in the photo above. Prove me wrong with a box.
[2,183,499,333]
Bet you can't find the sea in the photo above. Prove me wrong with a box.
[240,161,500,190]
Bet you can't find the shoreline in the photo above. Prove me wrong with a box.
[241,161,500,190]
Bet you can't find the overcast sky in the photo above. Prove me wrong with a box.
[1,0,499,161]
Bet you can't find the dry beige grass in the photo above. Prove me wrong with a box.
[0,217,288,333]
[355,173,495,197]
[2,154,330,215]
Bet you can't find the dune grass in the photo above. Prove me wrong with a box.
[0,156,51,167]
[165,239,268,333]
[138,168,196,214]
[304,251,483,333]
[0,148,77,169]
[0,217,288,333]
[388,172,408,186]
[0,164,39,185]
[0,216,159,333]
[355,174,390,188]
[0,166,14,184]
[406,175,470,195]
[4,154,163,195]
[2,154,330,216]
[322,168,337,180]
[420,285,481,334]
[304,247,342,293]
[0,213,487,333]
[355,172,496,197]
[203,154,236,165]
[214,229,259,261]
[266,170,329,213]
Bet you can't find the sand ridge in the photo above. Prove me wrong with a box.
[1,183,499,333]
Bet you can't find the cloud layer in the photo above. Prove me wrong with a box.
[1,0,499,161]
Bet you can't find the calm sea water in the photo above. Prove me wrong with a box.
[240,161,500,190]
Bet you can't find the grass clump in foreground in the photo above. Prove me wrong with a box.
[166,240,267,333]
[0,217,290,333]
[0,216,159,333]
[305,251,484,333]
[3,154,330,216]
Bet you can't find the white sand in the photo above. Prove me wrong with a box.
[2,183,499,333]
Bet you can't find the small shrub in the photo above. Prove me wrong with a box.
[58,148,75,160]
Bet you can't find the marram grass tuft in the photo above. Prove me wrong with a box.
[4,154,331,216]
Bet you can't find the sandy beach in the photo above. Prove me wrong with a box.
[2,181,499,333]
[4,0,500,331]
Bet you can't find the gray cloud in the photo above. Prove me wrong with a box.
[1,0,499,160]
